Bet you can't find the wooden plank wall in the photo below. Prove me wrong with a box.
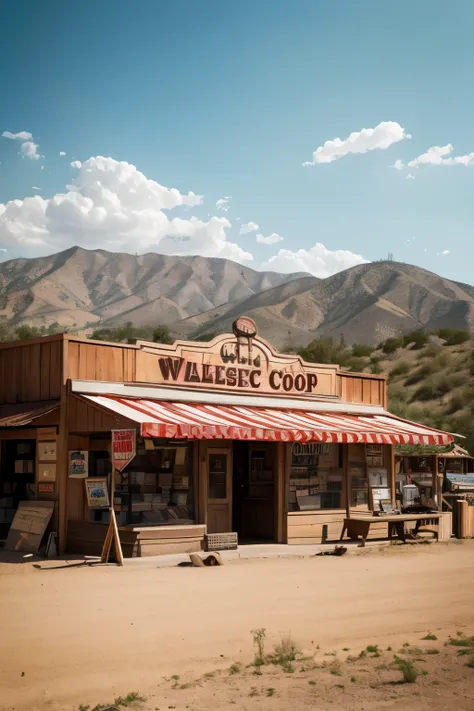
[0,337,62,404]
[69,395,132,433]
[67,340,135,382]
[338,372,386,406]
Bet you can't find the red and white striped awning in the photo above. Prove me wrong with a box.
[81,394,453,446]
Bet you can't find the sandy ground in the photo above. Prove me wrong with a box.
[2,540,474,711]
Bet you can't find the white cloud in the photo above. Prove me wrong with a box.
[392,159,404,170]
[261,242,369,278]
[405,173,415,180]
[59,151,66,156]
[70,160,82,169]
[32,186,41,191]
[304,121,410,166]
[256,232,284,245]
[240,221,259,235]
[442,250,451,255]
[2,130,33,141]
[20,141,40,160]
[2,130,41,161]
[0,156,252,263]
[216,196,231,212]
[408,143,474,167]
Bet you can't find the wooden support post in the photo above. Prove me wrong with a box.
[390,445,396,509]
[343,443,350,519]
[57,336,70,555]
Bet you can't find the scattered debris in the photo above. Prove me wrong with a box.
[316,546,347,557]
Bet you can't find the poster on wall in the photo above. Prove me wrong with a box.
[38,482,55,494]
[69,450,89,478]
[38,462,57,482]
[112,429,136,472]
[85,478,110,509]
[38,441,57,461]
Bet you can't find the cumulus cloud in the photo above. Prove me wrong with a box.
[442,250,451,255]
[0,156,253,263]
[256,233,284,245]
[70,160,82,169]
[405,174,415,180]
[2,130,33,141]
[240,221,259,235]
[19,141,40,160]
[392,159,404,170]
[216,196,231,212]
[304,121,410,166]
[261,242,369,278]
[59,151,66,156]
[407,143,474,167]
[32,186,41,191]
[2,130,41,161]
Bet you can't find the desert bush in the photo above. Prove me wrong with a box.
[298,338,350,367]
[402,330,429,350]
[404,362,436,386]
[412,384,438,402]
[437,328,471,346]
[347,357,367,373]
[393,655,418,683]
[271,634,300,665]
[389,362,410,380]
[382,337,403,354]
[251,628,267,666]
[351,343,374,358]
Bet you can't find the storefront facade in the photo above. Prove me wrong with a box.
[0,319,455,556]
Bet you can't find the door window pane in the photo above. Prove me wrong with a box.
[209,453,227,499]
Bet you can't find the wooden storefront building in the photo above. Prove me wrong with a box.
[0,318,455,557]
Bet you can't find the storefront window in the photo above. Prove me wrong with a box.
[288,443,343,511]
[91,439,195,527]
[0,440,36,538]
[208,453,227,499]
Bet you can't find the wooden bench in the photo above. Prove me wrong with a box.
[340,513,441,547]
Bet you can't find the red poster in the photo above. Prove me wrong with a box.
[111,429,136,472]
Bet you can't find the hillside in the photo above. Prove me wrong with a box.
[0,247,304,330]
[0,248,473,349]
[325,332,474,453]
[176,261,474,347]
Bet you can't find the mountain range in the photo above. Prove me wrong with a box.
[0,246,473,347]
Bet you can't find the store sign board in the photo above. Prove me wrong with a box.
[135,318,338,399]
[112,429,136,472]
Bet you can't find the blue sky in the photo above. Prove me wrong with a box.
[0,0,473,282]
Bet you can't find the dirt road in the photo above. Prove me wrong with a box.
[2,541,474,710]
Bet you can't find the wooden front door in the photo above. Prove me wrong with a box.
[207,448,232,533]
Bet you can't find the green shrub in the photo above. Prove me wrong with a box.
[417,344,442,360]
[405,365,434,387]
[382,337,403,354]
[437,329,471,346]
[389,362,410,379]
[412,384,438,402]
[298,338,350,367]
[347,357,367,373]
[402,330,429,350]
[351,344,374,358]
[394,655,418,683]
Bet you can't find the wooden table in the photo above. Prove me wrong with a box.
[340,513,441,547]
